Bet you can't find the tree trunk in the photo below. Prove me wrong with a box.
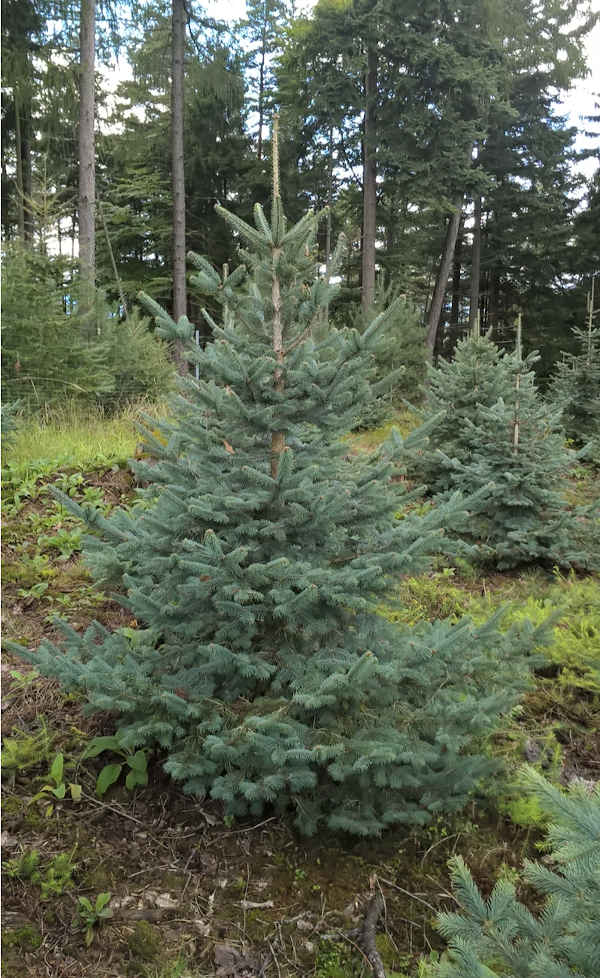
[21,100,33,243]
[78,0,96,320]
[171,0,187,373]
[14,87,25,242]
[257,23,267,161]
[468,192,482,333]
[425,199,464,357]
[361,43,377,312]
[450,217,463,333]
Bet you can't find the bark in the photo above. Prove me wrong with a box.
[468,192,482,333]
[425,198,464,358]
[171,0,187,373]
[21,102,33,243]
[361,43,377,312]
[450,217,463,332]
[257,22,267,161]
[78,0,96,317]
[359,892,387,978]
[14,88,25,242]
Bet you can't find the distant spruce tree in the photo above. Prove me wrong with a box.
[550,285,600,464]
[409,323,599,570]
[10,146,547,836]
[434,767,600,978]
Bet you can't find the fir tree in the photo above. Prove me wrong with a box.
[410,327,599,570]
[434,768,600,978]
[10,151,548,836]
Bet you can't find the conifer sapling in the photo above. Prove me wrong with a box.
[9,137,548,835]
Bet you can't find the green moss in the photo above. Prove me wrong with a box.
[126,920,163,964]
[1,795,23,817]
[83,864,114,891]
[2,924,42,953]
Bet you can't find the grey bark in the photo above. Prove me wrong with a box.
[361,43,377,312]
[425,198,464,357]
[468,192,482,333]
[14,87,25,242]
[171,0,187,372]
[78,0,96,317]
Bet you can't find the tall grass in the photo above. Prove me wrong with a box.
[3,397,168,480]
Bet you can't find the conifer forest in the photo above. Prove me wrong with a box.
[2,2,600,977]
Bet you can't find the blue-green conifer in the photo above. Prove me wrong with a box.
[410,329,599,569]
[434,768,600,978]
[9,155,548,835]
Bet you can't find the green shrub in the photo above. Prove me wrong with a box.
[1,244,173,414]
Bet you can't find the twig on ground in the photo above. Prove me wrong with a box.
[378,876,437,912]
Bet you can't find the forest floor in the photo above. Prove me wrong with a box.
[2,408,599,978]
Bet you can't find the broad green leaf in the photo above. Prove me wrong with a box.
[125,767,148,790]
[82,736,122,759]
[127,750,147,773]
[49,753,64,784]
[95,763,123,797]
[95,892,112,912]
[52,783,66,799]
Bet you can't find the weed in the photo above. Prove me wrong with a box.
[82,733,149,795]
[3,848,76,900]
[78,891,112,945]
[30,753,82,814]
[5,552,56,587]
[39,850,76,900]
[1,924,42,954]
[3,848,41,880]
[38,527,82,561]
[1,724,52,774]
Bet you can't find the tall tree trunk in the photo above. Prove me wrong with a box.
[361,43,377,312]
[79,0,96,322]
[21,100,33,243]
[450,218,463,334]
[425,198,464,357]
[257,21,267,161]
[171,0,187,373]
[468,192,482,333]
[14,87,25,242]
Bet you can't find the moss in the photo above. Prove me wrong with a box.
[83,863,114,891]
[2,924,42,953]
[126,920,163,964]
[1,795,23,818]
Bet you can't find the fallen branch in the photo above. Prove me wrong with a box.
[359,892,387,978]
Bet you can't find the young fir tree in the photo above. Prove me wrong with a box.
[550,286,600,464]
[10,149,547,836]
[409,325,599,570]
[434,767,600,978]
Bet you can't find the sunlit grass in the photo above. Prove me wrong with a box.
[3,397,169,479]
[345,408,419,453]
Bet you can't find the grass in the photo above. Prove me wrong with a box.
[3,397,168,479]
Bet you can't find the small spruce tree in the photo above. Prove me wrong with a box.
[410,326,599,570]
[550,306,600,465]
[434,768,600,978]
[10,155,548,836]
